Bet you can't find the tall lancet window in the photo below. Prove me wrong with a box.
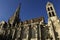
[52,11,55,16]
[50,7,53,10]
[31,25,37,38]
[49,12,52,17]
[22,26,29,38]
[48,7,50,11]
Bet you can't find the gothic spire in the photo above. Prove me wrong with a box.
[14,3,21,18]
[8,3,21,26]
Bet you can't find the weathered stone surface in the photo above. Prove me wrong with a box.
[0,2,60,40]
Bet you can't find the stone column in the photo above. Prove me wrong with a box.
[37,24,41,40]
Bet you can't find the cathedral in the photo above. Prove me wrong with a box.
[0,2,60,40]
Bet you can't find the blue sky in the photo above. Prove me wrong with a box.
[0,0,60,23]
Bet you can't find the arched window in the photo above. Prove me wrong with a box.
[48,8,50,11]
[52,11,55,16]
[49,12,52,17]
[50,7,53,10]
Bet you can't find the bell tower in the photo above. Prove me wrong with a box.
[46,2,60,40]
[46,2,57,18]
[46,2,57,40]
[46,2,58,22]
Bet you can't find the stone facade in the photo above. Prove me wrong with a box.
[0,2,60,40]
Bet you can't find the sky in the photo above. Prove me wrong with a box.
[0,0,60,23]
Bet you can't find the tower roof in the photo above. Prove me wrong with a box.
[14,3,21,17]
[8,3,21,25]
[46,2,53,6]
